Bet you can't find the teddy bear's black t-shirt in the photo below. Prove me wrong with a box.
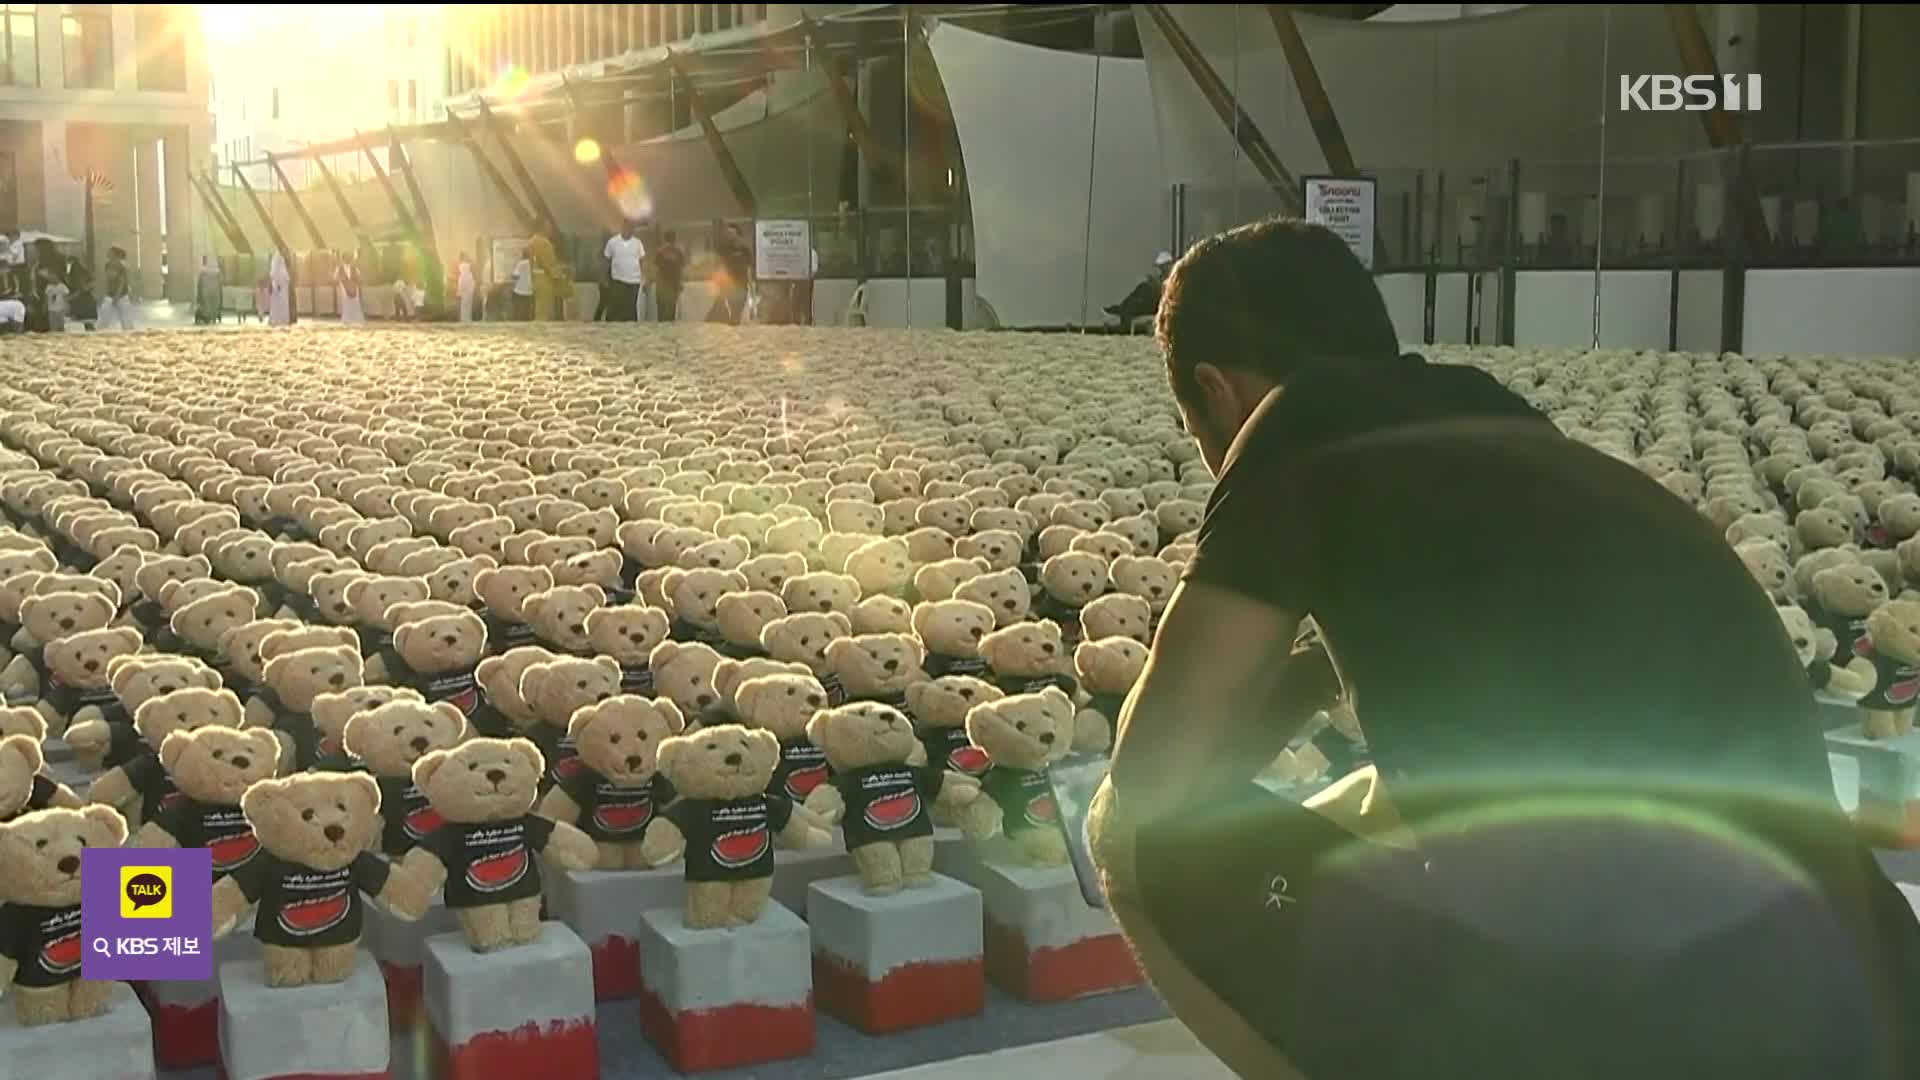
[39,674,121,724]
[97,719,145,769]
[389,662,487,727]
[769,736,831,802]
[375,775,442,857]
[619,663,655,698]
[127,599,169,638]
[669,617,728,650]
[1856,636,1920,712]
[555,766,667,843]
[980,765,1059,842]
[990,670,1077,700]
[231,850,392,949]
[153,797,261,880]
[0,773,61,822]
[0,901,84,987]
[482,615,540,655]
[356,624,395,662]
[1033,595,1087,647]
[120,752,185,823]
[666,794,792,882]
[917,726,993,778]
[270,705,335,772]
[924,653,989,681]
[832,764,943,849]
[415,815,555,908]
[526,724,583,790]
[717,639,766,661]
[1811,604,1874,667]
[819,671,849,708]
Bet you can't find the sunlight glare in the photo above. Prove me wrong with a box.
[605,167,654,222]
[573,138,602,165]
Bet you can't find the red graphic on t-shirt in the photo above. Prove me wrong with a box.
[864,790,922,831]
[404,806,444,840]
[443,686,480,716]
[1891,677,1920,705]
[278,891,351,936]
[783,765,828,800]
[1024,794,1058,828]
[592,800,652,835]
[947,746,991,776]
[317,735,342,759]
[712,825,769,868]
[210,832,261,872]
[40,931,81,975]
[1856,636,1875,658]
[466,846,529,892]
[552,755,586,782]
[159,791,186,814]
[1870,526,1891,547]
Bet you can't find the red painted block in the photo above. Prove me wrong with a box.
[813,953,986,1034]
[636,989,815,1073]
[426,1018,598,1080]
[590,935,641,1001]
[145,997,220,1070]
[983,916,1142,1003]
[379,960,426,1033]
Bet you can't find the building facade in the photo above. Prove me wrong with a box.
[443,4,773,97]
[0,2,209,300]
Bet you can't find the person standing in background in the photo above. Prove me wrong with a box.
[710,223,752,324]
[456,252,476,323]
[267,251,291,326]
[98,246,133,331]
[511,251,534,321]
[336,251,366,324]
[2,228,22,275]
[527,226,564,321]
[653,229,685,323]
[392,269,416,320]
[602,220,645,322]
[194,255,222,325]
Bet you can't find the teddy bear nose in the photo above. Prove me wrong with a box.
[724,751,743,767]
[231,754,252,770]
[1080,583,1094,595]
[1040,642,1056,654]
[1038,731,1056,745]
[324,823,346,843]
[1150,585,1163,596]
[817,600,833,612]
[1002,600,1017,611]
[624,754,645,770]
[57,854,80,875]
[696,693,715,708]
[410,735,430,753]
[883,658,900,672]
[328,672,346,687]
[569,623,585,636]
[485,768,507,784]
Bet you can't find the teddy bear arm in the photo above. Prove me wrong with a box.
[86,766,136,809]
[363,654,391,684]
[32,701,62,737]
[63,717,111,757]
[70,703,105,730]
[639,817,686,867]
[802,784,845,825]
[778,809,833,849]
[131,820,180,849]
[541,819,600,871]
[46,780,82,810]
[242,696,276,729]
[958,797,1001,843]
[933,771,981,811]
[397,846,450,896]
[1828,664,1876,697]
[210,876,252,938]
[373,861,435,921]
[1072,707,1113,754]
[0,953,15,995]
[7,627,32,652]
[1843,656,1879,691]
[534,787,582,825]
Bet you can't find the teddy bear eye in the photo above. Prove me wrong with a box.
[34,838,46,849]
[212,748,226,760]
[301,807,315,822]
[392,725,404,735]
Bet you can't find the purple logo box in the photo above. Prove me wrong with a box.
[81,847,214,981]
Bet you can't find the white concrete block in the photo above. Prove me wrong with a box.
[421,922,594,1046]
[217,953,390,1080]
[0,982,153,1080]
[544,865,685,999]
[970,859,1120,953]
[807,873,983,979]
[635,901,812,1013]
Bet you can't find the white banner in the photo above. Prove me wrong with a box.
[1303,177,1377,270]
[488,236,527,285]
[754,219,812,281]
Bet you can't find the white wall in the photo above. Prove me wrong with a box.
[1433,271,1472,344]
[930,24,1164,329]
[1675,270,1723,354]
[1514,269,1670,350]
[1743,269,1920,357]
[1377,272,1425,345]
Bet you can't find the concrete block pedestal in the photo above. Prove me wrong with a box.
[1826,724,1920,847]
[217,953,390,1080]
[957,842,1141,1002]
[362,896,458,1035]
[421,923,597,1080]
[807,873,985,1034]
[543,866,685,1000]
[635,902,815,1072]
[134,916,261,1068]
[0,982,154,1080]
[769,830,855,920]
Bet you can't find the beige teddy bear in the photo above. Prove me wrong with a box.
[85,686,248,829]
[1808,563,1890,662]
[24,625,144,739]
[472,644,556,739]
[902,676,1003,798]
[367,611,490,730]
[309,685,422,769]
[521,584,605,656]
[0,805,129,1024]
[758,611,853,692]
[979,619,1077,701]
[711,657,812,721]
[1073,636,1148,753]
[639,724,832,929]
[472,565,553,655]
[911,557,992,604]
[1032,551,1110,646]
[342,699,470,857]
[130,725,281,883]
[259,645,365,771]
[802,702,980,895]
[344,574,432,663]
[519,654,623,788]
[663,567,747,648]
[1857,599,1920,739]
[824,633,926,716]
[714,590,785,660]
[583,604,671,698]
[740,552,808,597]
[954,567,1033,628]
[212,772,426,987]
[1777,604,1874,701]
[535,696,685,869]
[733,672,833,805]
[962,689,1076,864]
[0,731,80,823]
[395,738,598,952]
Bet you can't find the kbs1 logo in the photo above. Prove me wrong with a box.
[1619,74,1762,112]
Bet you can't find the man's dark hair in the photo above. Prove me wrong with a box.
[1156,217,1399,398]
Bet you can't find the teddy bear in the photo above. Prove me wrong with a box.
[781,571,859,619]
[1855,599,1920,739]
[535,695,685,869]
[520,584,604,657]
[911,557,991,604]
[395,737,598,952]
[801,702,981,895]
[1736,540,1794,604]
[954,567,1033,628]
[902,676,1003,795]
[341,700,471,857]
[1031,551,1110,646]
[648,640,727,722]
[732,672,833,805]
[3,590,121,708]
[711,657,812,720]
[20,625,144,739]
[519,655,624,788]
[472,565,554,655]
[825,633,926,715]
[0,731,80,823]
[130,725,280,883]
[639,724,832,929]
[211,772,426,987]
[258,645,366,771]
[1808,563,1890,662]
[472,645,556,739]
[713,590,785,660]
[961,689,1076,864]
[344,574,432,663]
[308,686,423,770]
[84,687,248,828]
[759,611,853,698]
[584,604,671,698]
[979,619,1078,701]
[1073,636,1148,754]
[0,804,129,1024]
[168,585,262,680]
[662,567,747,649]
[1777,604,1874,701]
[1108,554,1178,626]
[740,552,808,597]
[844,538,913,600]
[368,611,490,727]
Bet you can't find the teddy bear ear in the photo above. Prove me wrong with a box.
[829,612,853,635]
[81,803,128,846]
[471,567,496,592]
[655,698,686,733]
[0,733,43,773]
[595,655,620,676]
[158,729,195,772]
[345,770,381,816]
[726,572,748,592]
[410,748,449,789]
[653,734,685,775]
[649,641,680,668]
[246,727,284,770]
[238,775,284,823]
[16,594,41,623]
[584,584,606,605]
[392,623,413,656]
[506,737,545,777]
[188,555,212,575]
[516,665,546,702]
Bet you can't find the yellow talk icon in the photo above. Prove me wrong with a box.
[120,865,172,919]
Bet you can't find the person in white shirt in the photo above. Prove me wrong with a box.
[511,254,534,320]
[3,229,22,273]
[601,220,646,322]
[456,253,476,322]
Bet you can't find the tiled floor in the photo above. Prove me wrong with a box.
[855,1020,1234,1080]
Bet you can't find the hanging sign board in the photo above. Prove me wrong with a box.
[488,236,527,285]
[755,219,812,281]
[1303,176,1377,270]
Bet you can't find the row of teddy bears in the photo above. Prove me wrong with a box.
[0,332,1202,1026]
[1453,346,1920,741]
